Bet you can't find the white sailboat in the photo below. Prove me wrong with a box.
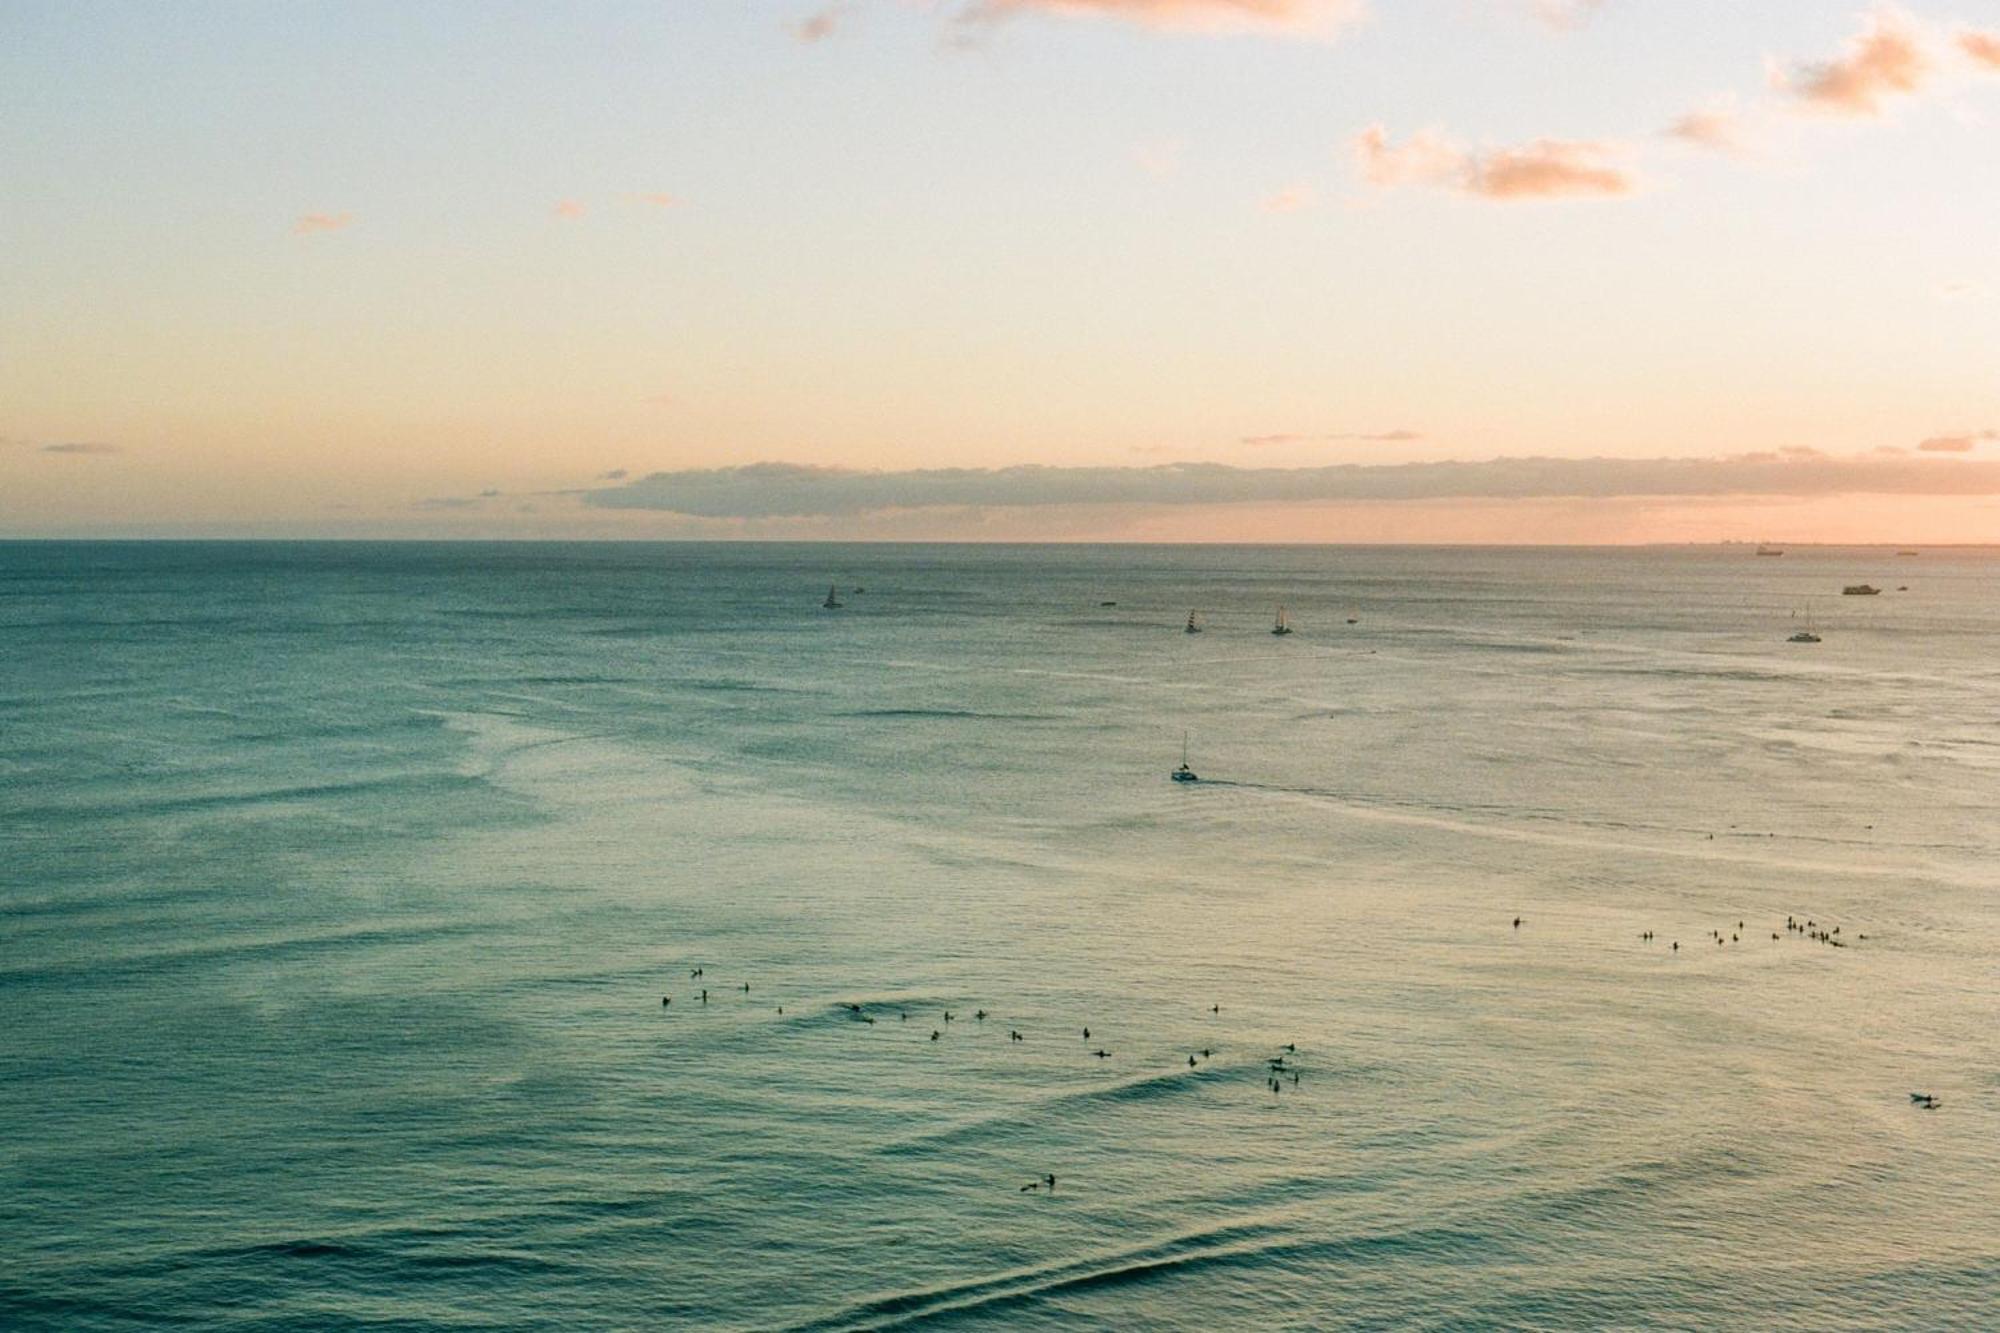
[1184,610,1201,634]
[1171,732,1199,783]
[1271,605,1294,636]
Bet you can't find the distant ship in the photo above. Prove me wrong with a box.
[1171,733,1199,783]
[822,584,843,609]
[1271,606,1294,636]
[1842,584,1881,596]
[1184,610,1201,634]
[1895,550,1920,557]
[1756,545,1785,556]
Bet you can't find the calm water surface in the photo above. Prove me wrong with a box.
[3,542,1997,1330]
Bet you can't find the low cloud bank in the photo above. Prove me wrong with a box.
[581,454,2000,518]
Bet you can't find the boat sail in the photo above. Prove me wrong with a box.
[822,584,843,609]
[1184,610,1201,634]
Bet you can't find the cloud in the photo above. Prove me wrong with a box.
[1259,183,1315,213]
[1917,431,1998,452]
[1781,10,1931,116]
[291,212,353,236]
[952,0,1367,41]
[632,193,680,208]
[1354,125,1635,200]
[578,453,2000,518]
[1531,0,1603,31]
[554,199,587,220]
[40,441,121,455]
[1134,139,1184,177]
[1666,99,1755,154]
[793,5,847,42]
[1240,430,1421,445]
[1961,29,2000,70]
[414,496,481,511]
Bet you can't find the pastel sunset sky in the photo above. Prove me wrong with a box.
[3,1,1998,541]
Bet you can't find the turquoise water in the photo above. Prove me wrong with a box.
[3,541,1997,1330]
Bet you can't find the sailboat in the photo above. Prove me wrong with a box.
[1271,605,1294,636]
[1171,732,1199,783]
[1787,602,1820,644]
[1184,610,1201,634]
[822,584,844,609]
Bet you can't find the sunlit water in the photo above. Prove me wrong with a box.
[3,541,1997,1330]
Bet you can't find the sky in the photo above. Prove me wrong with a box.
[2,0,1998,542]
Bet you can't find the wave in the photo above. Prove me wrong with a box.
[0,918,489,988]
[787,1219,1488,1332]
[836,709,1056,722]
[1,771,483,823]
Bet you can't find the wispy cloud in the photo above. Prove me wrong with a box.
[632,192,680,208]
[40,441,121,456]
[1780,10,1931,116]
[1134,139,1184,178]
[1259,183,1315,213]
[577,452,2000,518]
[1917,430,1998,453]
[1665,98,1756,155]
[1354,125,1635,200]
[291,212,353,236]
[554,198,588,220]
[793,4,848,42]
[1531,0,1604,32]
[1960,28,2000,70]
[953,0,1367,41]
[1240,430,1421,445]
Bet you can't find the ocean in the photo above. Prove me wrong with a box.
[3,541,1996,1330]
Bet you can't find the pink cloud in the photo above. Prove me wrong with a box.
[1782,10,1931,116]
[554,199,587,220]
[1666,100,1754,155]
[1134,139,1184,177]
[956,0,1366,40]
[1960,29,2000,70]
[1532,0,1604,32]
[793,5,847,42]
[291,212,354,236]
[1355,125,1634,200]
[633,193,680,208]
[1918,431,1998,453]
[1242,430,1421,445]
[1259,183,1315,213]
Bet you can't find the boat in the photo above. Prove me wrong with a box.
[1787,602,1820,644]
[1842,584,1880,596]
[1171,732,1199,783]
[1896,550,1919,557]
[1756,544,1785,556]
[1184,610,1201,634]
[1271,606,1294,636]
[822,584,843,609]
